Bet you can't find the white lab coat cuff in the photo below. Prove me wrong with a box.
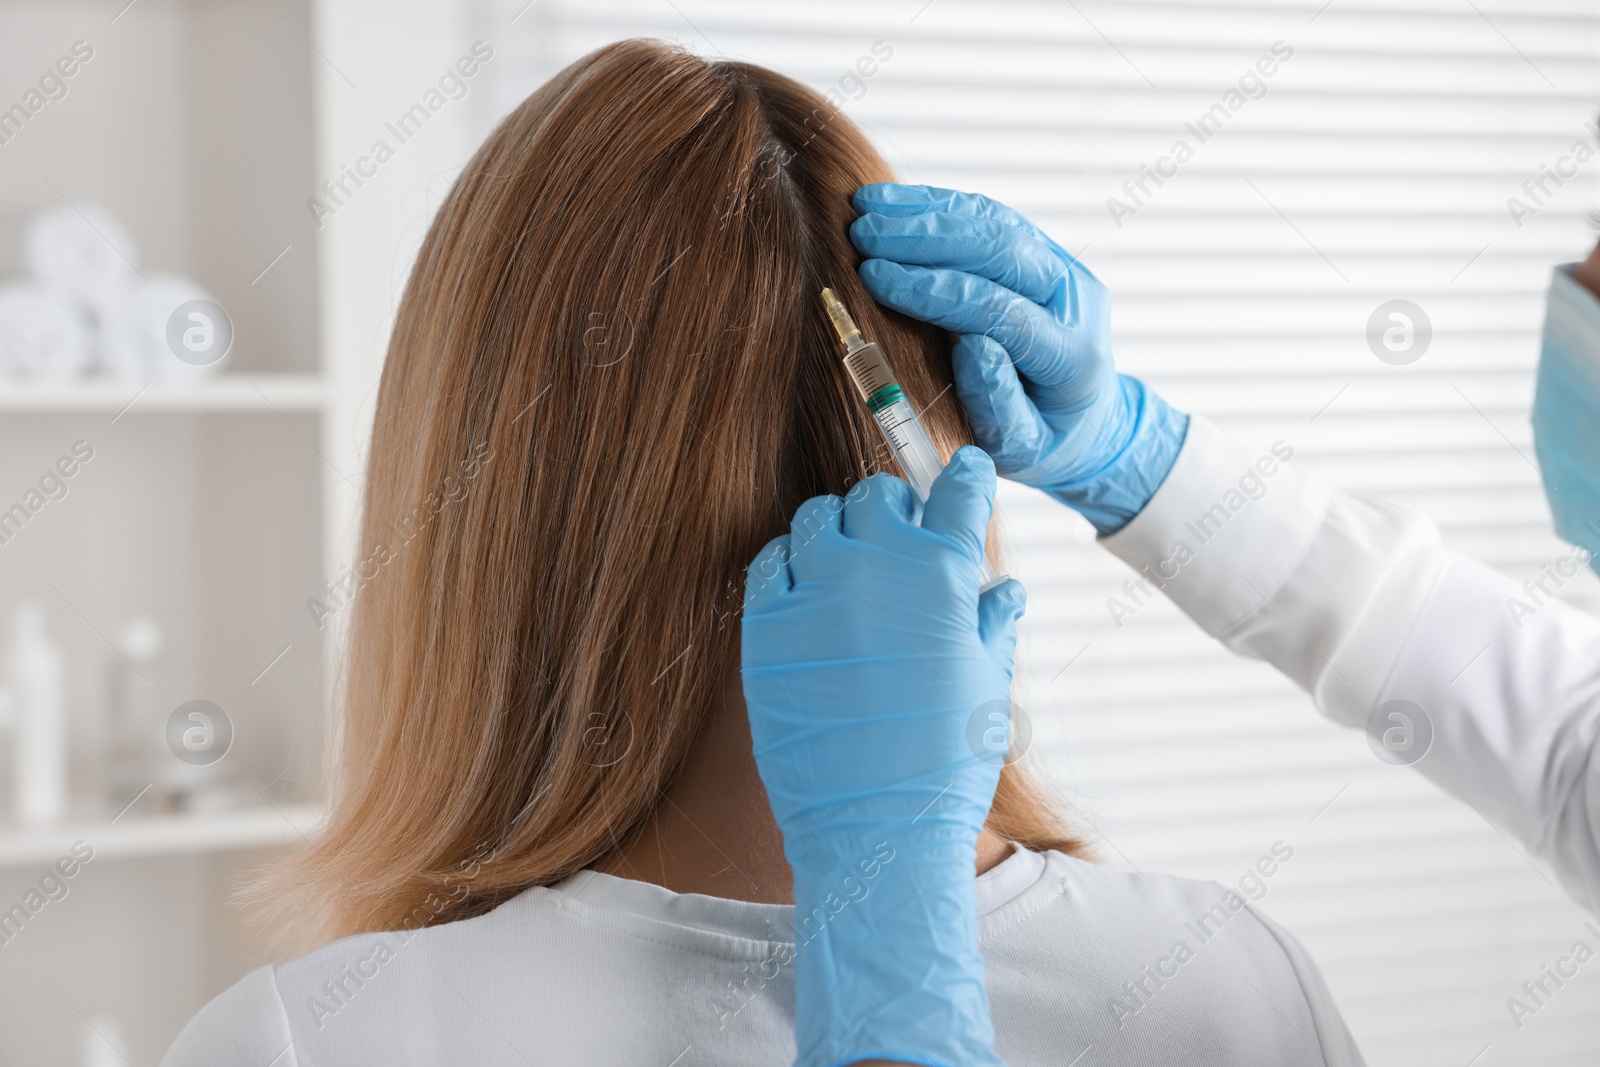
[1100,414,1328,664]
[1102,414,1443,727]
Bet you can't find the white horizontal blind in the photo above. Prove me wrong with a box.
[464,2,1600,1062]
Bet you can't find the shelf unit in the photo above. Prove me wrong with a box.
[0,374,327,413]
[0,804,324,870]
[0,1,367,1063]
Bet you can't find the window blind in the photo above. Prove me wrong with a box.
[461,2,1600,1061]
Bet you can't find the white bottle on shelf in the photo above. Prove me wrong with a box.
[105,617,162,816]
[10,601,67,826]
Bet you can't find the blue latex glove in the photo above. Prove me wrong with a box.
[741,448,1025,1067]
[850,183,1188,535]
[1533,269,1600,577]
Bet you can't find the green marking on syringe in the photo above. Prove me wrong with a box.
[865,384,904,414]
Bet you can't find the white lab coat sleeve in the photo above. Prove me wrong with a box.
[1099,413,1600,914]
[1379,554,1600,913]
[1097,413,1444,724]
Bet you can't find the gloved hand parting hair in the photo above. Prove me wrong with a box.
[741,447,1020,1067]
[850,183,1187,536]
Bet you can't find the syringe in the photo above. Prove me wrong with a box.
[821,288,1005,592]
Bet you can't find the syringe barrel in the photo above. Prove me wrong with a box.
[840,340,898,403]
[842,342,1003,589]
[869,390,944,500]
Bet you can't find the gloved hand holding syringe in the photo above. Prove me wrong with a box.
[820,287,1007,591]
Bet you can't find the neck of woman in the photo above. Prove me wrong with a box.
[594,676,1013,904]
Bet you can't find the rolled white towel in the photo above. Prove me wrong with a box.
[25,202,140,322]
[99,275,231,383]
[0,281,94,381]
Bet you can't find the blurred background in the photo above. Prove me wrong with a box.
[0,0,1596,1063]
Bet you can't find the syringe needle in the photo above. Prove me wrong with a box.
[820,287,864,352]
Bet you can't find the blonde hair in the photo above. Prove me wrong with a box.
[256,37,1083,950]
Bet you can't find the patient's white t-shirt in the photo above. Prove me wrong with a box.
[162,846,1364,1066]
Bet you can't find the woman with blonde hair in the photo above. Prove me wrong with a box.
[164,38,1362,1067]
